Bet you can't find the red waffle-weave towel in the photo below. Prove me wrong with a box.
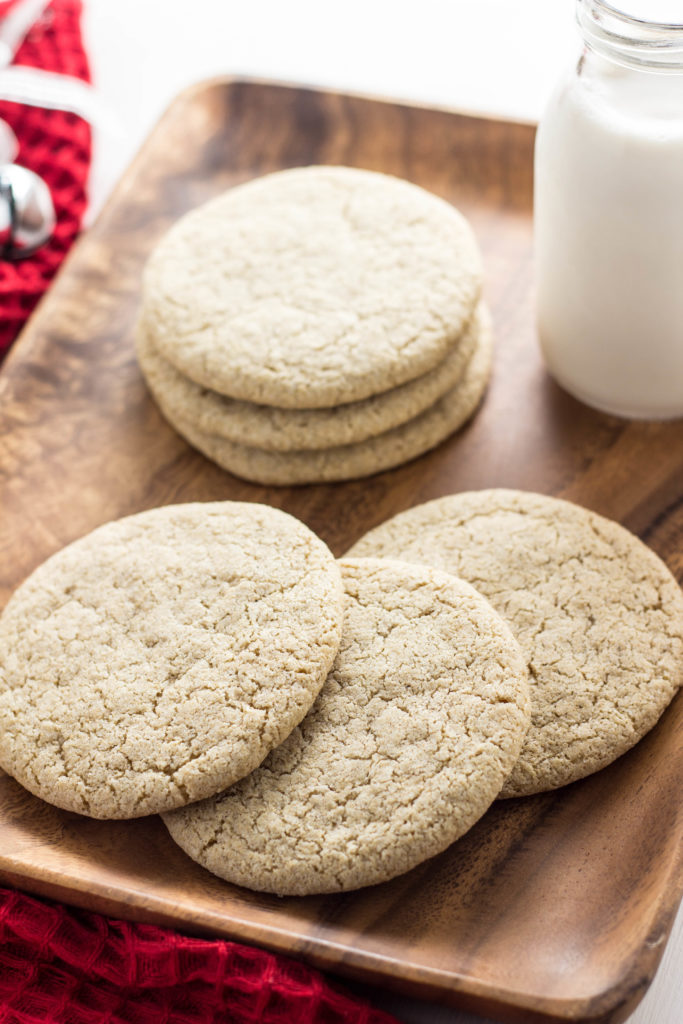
[0,0,91,355]
[0,887,400,1024]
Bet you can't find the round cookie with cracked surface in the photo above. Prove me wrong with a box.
[162,557,530,896]
[348,490,683,797]
[136,305,485,452]
[141,165,483,408]
[0,502,344,819]
[152,322,492,486]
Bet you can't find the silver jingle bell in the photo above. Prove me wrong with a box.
[0,163,56,260]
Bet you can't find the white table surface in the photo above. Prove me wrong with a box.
[82,2,682,1022]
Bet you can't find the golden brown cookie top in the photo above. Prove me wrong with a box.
[141,166,482,407]
[163,557,530,895]
[0,501,344,819]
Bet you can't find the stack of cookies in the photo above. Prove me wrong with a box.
[0,492,681,897]
[136,166,491,485]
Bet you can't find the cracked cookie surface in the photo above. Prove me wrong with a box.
[348,490,683,797]
[154,323,492,486]
[0,502,344,819]
[163,557,530,895]
[136,305,484,453]
[140,166,482,407]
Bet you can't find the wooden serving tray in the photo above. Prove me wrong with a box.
[1,80,682,1024]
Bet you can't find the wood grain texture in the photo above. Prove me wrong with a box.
[0,79,682,1024]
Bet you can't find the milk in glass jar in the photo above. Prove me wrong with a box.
[535,0,683,419]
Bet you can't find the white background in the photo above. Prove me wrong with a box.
[82,3,682,1022]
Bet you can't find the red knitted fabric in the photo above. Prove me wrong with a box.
[0,0,91,354]
[0,887,399,1024]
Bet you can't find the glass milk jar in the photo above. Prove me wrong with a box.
[535,0,683,419]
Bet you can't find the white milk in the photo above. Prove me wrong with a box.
[535,47,683,418]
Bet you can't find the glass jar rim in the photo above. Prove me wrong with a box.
[577,0,683,71]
